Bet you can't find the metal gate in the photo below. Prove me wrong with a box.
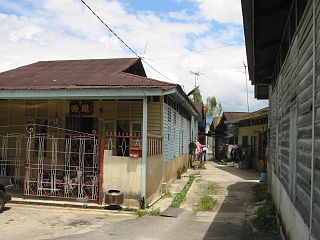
[0,133,23,190]
[24,124,100,201]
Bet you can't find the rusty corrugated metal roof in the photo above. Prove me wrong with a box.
[213,116,222,128]
[0,58,177,91]
[223,112,249,121]
[193,102,204,115]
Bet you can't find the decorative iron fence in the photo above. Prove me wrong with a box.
[24,124,101,201]
[0,133,24,190]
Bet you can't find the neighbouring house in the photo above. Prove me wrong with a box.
[0,58,199,207]
[204,116,214,158]
[224,107,268,171]
[210,116,222,159]
[193,102,205,144]
[212,112,248,160]
[242,0,319,239]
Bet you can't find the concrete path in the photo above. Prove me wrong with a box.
[51,161,260,240]
[0,204,136,240]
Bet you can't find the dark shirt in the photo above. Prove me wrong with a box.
[189,142,196,154]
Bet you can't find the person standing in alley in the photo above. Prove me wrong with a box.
[188,141,196,168]
[203,144,207,161]
[196,141,203,167]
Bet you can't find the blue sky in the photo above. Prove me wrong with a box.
[0,0,267,112]
[121,0,197,14]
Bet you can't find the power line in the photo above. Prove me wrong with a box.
[141,58,172,81]
[153,41,244,61]
[80,0,139,57]
[79,0,172,81]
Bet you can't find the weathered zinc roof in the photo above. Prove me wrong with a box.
[224,107,269,123]
[0,58,178,91]
[223,112,249,121]
[193,102,204,115]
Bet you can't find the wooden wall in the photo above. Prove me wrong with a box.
[269,1,320,238]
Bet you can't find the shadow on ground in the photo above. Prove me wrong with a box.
[203,182,257,240]
[1,206,11,212]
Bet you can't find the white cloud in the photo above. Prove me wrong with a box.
[0,0,266,112]
[192,0,243,24]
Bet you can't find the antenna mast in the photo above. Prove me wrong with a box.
[242,61,250,113]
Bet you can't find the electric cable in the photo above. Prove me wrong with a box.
[79,0,172,82]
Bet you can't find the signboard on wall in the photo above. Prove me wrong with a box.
[69,101,93,115]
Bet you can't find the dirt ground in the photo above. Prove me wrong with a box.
[0,204,136,240]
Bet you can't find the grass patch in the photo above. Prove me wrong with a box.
[252,200,278,234]
[196,196,218,211]
[206,184,219,195]
[133,208,160,217]
[252,182,270,202]
[251,183,279,236]
[163,190,172,198]
[121,207,136,212]
[219,159,227,165]
[170,176,195,208]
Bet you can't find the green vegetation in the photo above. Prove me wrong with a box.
[121,207,136,212]
[192,88,203,102]
[204,96,223,116]
[251,183,279,236]
[205,184,219,195]
[196,196,218,211]
[170,176,195,208]
[163,190,172,198]
[219,159,227,165]
[133,208,161,217]
[252,182,270,202]
[252,200,278,234]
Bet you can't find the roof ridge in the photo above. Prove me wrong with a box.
[119,72,178,86]
[37,57,139,63]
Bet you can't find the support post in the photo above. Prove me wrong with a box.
[98,139,105,205]
[141,97,148,208]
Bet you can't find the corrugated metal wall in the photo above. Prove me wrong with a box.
[269,1,320,238]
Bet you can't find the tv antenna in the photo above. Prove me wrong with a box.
[242,60,250,113]
[190,69,203,87]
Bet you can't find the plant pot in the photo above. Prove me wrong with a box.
[105,190,124,205]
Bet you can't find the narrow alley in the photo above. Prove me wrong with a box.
[48,161,260,240]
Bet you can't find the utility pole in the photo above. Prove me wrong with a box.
[242,61,250,113]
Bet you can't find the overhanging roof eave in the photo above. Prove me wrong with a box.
[0,87,169,100]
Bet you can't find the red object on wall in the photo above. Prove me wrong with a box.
[130,146,142,158]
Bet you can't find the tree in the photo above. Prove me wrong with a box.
[192,87,203,102]
[189,87,223,116]
[204,96,223,116]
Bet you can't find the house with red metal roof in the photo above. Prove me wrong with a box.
[211,108,268,170]
[0,57,199,207]
[211,111,247,160]
[224,107,268,171]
